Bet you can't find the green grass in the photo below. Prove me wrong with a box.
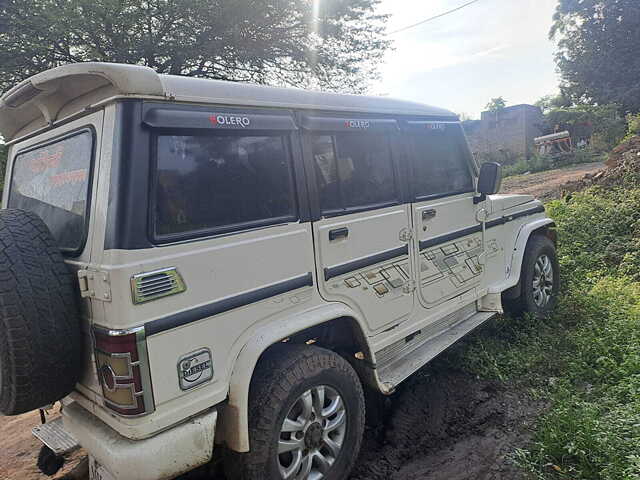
[448,183,640,479]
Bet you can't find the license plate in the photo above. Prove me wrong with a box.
[89,456,117,480]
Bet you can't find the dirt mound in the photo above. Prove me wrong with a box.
[351,368,544,480]
[562,136,640,195]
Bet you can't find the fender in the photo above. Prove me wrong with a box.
[488,218,555,294]
[218,302,370,452]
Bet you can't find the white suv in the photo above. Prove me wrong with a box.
[0,63,558,480]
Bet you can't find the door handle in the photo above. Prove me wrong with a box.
[422,209,437,221]
[329,227,349,241]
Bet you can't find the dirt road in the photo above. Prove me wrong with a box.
[0,162,600,480]
[501,161,604,201]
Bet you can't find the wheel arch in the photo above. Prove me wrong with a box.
[501,218,556,300]
[218,303,372,452]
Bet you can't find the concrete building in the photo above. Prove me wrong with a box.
[463,104,545,161]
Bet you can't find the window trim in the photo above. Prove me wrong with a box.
[8,126,97,256]
[404,124,476,202]
[149,130,300,244]
[308,131,403,217]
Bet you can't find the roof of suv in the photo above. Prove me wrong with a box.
[0,62,458,142]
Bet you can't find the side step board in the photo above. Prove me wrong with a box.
[377,310,496,391]
[32,417,80,455]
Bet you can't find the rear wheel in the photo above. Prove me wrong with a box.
[228,345,365,480]
[504,234,559,318]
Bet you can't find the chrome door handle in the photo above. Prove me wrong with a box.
[422,209,437,221]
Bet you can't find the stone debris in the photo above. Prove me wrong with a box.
[561,136,640,196]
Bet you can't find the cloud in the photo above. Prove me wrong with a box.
[374,0,560,116]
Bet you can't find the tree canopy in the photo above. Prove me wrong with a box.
[551,0,640,113]
[0,0,390,94]
[485,97,507,112]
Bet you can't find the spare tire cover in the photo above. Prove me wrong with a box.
[0,209,83,415]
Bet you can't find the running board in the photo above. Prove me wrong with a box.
[377,311,496,391]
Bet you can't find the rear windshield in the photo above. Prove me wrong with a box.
[8,130,93,252]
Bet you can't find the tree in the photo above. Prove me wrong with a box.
[534,93,572,114]
[0,0,390,95]
[551,0,640,113]
[485,97,507,112]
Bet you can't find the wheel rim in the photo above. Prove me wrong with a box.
[277,385,347,480]
[532,254,554,308]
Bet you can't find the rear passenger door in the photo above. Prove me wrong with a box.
[404,121,485,309]
[303,115,414,333]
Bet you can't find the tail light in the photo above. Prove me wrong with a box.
[93,326,155,416]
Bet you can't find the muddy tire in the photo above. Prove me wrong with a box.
[0,209,82,415]
[504,234,559,319]
[227,345,365,480]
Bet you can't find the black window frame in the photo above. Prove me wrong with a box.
[403,122,476,202]
[149,129,301,244]
[8,126,97,257]
[304,129,404,219]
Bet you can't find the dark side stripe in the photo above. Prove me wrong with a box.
[419,205,545,251]
[145,273,313,336]
[324,245,409,281]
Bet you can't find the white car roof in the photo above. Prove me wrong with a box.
[0,62,457,142]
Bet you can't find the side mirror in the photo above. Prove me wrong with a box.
[477,162,502,195]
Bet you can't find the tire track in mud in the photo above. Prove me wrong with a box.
[351,368,544,480]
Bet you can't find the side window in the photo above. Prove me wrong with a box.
[408,126,474,199]
[310,133,398,213]
[154,134,297,239]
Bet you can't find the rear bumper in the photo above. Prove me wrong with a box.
[62,402,217,480]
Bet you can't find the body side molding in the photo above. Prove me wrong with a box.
[144,273,314,336]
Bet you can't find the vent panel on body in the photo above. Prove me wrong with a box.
[131,267,186,304]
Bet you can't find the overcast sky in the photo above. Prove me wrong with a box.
[375,0,560,118]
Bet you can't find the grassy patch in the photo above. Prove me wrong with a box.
[447,185,640,479]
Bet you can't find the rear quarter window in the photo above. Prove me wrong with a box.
[153,133,298,240]
[8,130,94,253]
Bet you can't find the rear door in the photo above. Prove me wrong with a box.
[4,111,105,395]
[404,121,486,309]
[303,115,414,333]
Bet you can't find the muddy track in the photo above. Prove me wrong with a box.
[351,365,544,480]
[501,161,604,201]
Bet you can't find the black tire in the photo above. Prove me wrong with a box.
[228,345,365,480]
[0,209,82,415]
[504,234,559,319]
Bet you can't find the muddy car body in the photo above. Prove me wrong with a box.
[0,63,558,480]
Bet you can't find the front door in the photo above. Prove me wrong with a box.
[303,114,414,333]
[404,121,486,309]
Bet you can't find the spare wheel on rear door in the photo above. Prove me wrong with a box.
[0,209,83,415]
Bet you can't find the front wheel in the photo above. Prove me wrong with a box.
[228,345,365,480]
[504,234,560,318]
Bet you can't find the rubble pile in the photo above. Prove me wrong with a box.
[561,136,640,195]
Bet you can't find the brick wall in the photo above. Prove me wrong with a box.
[464,104,545,161]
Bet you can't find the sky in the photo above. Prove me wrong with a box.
[374,0,561,118]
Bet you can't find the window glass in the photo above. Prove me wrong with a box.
[310,133,397,213]
[409,127,474,198]
[9,131,93,252]
[310,135,341,211]
[155,134,297,237]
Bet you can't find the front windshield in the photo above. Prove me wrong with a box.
[8,130,93,253]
